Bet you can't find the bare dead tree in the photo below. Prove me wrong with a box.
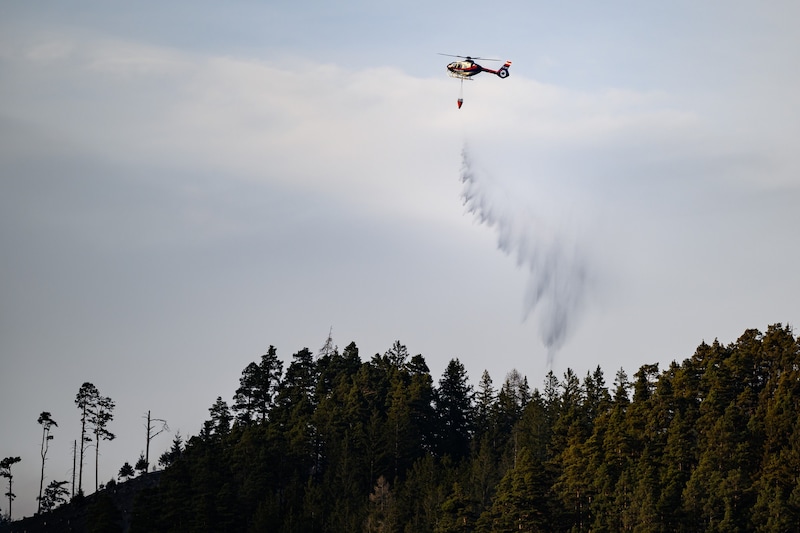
[143,411,169,472]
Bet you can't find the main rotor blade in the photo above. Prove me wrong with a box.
[437,53,501,61]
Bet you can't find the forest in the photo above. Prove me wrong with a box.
[6,323,800,532]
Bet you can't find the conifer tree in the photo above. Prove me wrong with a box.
[407,354,437,454]
[208,396,232,437]
[91,394,115,492]
[474,370,495,440]
[437,482,478,532]
[435,359,474,461]
[39,480,69,513]
[470,436,501,510]
[118,462,135,481]
[386,377,413,479]
[232,345,283,424]
[0,456,21,520]
[75,382,99,494]
[477,447,551,532]
[135,453,148,476]
[384,340,409,370]
[158,432,184,469]
[36,411,57,514]
[316,341,361,397]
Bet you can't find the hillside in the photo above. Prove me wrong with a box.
[14,324,800,532]
[9,472,160,533]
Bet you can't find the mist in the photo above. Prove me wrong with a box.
[460,143,593,364]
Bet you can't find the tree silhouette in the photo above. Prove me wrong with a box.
[207,396,232,438]
[75,382,99,494]
[39,480,69,513]
[91,394,115,492]
[0,456,21,521]
[232,346,283,424]
[118,462,135,481]
[142,410,168,472]
[158,432,184,469]
[435,358,474,460]
[36,411,57,514]
[134,453,148,476]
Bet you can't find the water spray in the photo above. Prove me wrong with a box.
[460,143,593,364]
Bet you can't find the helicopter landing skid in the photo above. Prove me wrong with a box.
[447,72,474,80]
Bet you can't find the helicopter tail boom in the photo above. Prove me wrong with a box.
[495,60,512,78]
[477,60,511,78]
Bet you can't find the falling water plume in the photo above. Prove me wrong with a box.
[460,143,591,366]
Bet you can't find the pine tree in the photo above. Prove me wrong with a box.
[36,411,57,514]
[0,457,21,520]
[135,453,148,476]
[469,435,501,512]
[385,341,409,370]
[118,462,135,481]
[91,394,115,492]
[477,447,552,532]
[589,369,631,531]
[75,382,99,494]
[208,396,233,438]
[386,377,413,480]
[437,482,478,532]
[38,480,69,513]
[435,359,474,461]
[158,432,184,469]
[473,370,495,441]
[232,346,283,424]
[316,341,361,398]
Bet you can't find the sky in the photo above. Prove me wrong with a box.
[2,0,799,519]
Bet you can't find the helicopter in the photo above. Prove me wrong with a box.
[440,54,512,80]
[439,54,511,108]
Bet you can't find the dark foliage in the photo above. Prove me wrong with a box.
[125,326,800,532]
[11,472,160,533]
[21,325,800,532]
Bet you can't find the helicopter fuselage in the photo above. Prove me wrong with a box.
[446,59,511,80]
[446,60,482,79]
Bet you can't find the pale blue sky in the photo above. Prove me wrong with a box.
[2,0,799,519]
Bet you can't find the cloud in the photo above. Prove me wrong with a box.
[1,34,474,227]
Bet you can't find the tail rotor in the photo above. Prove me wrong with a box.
[497,61,512,79]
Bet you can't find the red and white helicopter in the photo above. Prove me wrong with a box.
[440,54,512,108]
